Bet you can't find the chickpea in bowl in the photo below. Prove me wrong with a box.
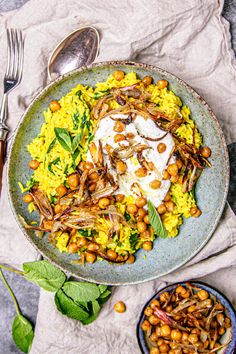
[137,282,236,354]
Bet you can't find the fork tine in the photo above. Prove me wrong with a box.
[12,29,19,80]
[17,30,23,82]
[6,29,11,78]
[8,29,15,80]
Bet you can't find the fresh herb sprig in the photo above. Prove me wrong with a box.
[0,261,111,353]
[148,200,168,238]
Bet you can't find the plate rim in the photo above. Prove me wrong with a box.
[7,60,230,286]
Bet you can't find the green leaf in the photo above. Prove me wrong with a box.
[129,231,139,249]
[54,127,72,152]
[12,314,34,353]
[62,281,100,302]
[48,157,60,174]
[55,289,89,322]
[147,200,168,238]
[72,112,79,130]
[23,260,66,292]
[46,138,56,153]
[72,133,82,153]
[98,289,111,305]
[98,285,107,295]
[81,113,87,128]
[81,300,101,325]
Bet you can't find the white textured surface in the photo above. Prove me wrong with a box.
[0,0,236,353]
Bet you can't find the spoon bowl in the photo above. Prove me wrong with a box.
[48,26,99,81]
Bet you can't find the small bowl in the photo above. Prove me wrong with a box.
[137,281,236,354]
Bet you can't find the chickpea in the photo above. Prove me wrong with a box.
[137,221,147,233]
[170,175,179,183]
[107,249,117,260]
[142,241,153,251]
[188,334,198,344]
[114,133,125,142]
[98,197,110,209]
[116,160,127,174]
[144,215,150,224]
[144,306,153,317]
[127,204,138,214]
[216,313,224,325]
[215,303,224,310]
[193,209,202,218]
[23,194,33,203]
[148,162,155,170]
[164,193,171,202]
[114,301,126,313]
[157,79,168,89]
[159,343,169,353]
[142,76,153,86]
[167,163,179,177]
[54,204,62,214]
[160,324,171,337]
[197,289,209,301]
[176,285,186,294]
[150,347,160,354]
[150,299,160,309]
[137,208,147,220]
[187,305,196,313]
[149,315,159,325]
[182,332,189,343]
[68,243,79,254]
[171,329,182,341]
[150,332,159,342]
[140,230,150,239]
[160,292,169,302]
[85,252,97,263]
[126,254,135,264]
[89,183,96,192]
[135,197,146,208]
[190,206,198,216]
[43,220,53,230]
[163,170,170,180]
[157,204,167,215]
[87,243,99,252]
[165,201,175,212]
[56,184,67,197]
[150,180,161,189]
[142,319,151,331]
[200,146,211,158]
[67,173,80,188]
[176,159,183,169]
[28,159,40,170]
[113,70,125,81]
[157,143,166,153]
[135,167,147,178]
[77,237,88,248]
[204,340,209,349]
[224,317,231,328]
[166,305,173,313]
[156,326,161,337]
[89,171,99,180]
[115,194,125,202]
[219,327,225,335]
[114,121,125,133]
[157,339,164,346]
[49,100,61,112]
[84,161,94,170]
[127,132,135,139]
[181,290,190,299]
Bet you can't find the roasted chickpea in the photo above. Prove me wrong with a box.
[136,197,147,208]
[166,305,173,313]
[150,348,160,354]
[127,204,138,214]
[142,241,153,251]
[176,159,183,169]
[84,161,94,170]
[190,206,198,216]
[137,221,147,233]
[157,204,167,215]
[107,249,117,260]
[43,220,53,230]
[149,179,161,189]
[159,343,169,353]
[85,251,97,263]
[23,194,33,203]
[113,70,125,81]
[149,332,159,342]
[87,243,99,252]
[164,192,171,202]
[157,79,168,89]
[167,163,179,176]
[215,303,224,310]
[149,315,159,325]
[200,146,211,158]
[28,159,40,170]
[54,204,62,214]
[67,173,80,188]
[126,254,135,264]
[49,100,61,112]
[160,292,169,302]
[144,306,153,317]
[114,133,125,142]
[137,207,147,220]
[77,237,88,248]
[157,143,166,153]
[56,184,67,197]
[170,175,179,183]
[116,160,127,174]
[142,76,153,86]
[182,332,189,343]
[155,326,161,337]
[171,329,182,341]
[114,121,125,132]
[135,167,147,178]
[89,171,99,180]
[114,301,126,313]
[181,290,190,299]
[140,230,150,239]
[219,327,225,335]
[142,319,151,331]
[163,170,170,180]
[225,317,231,328]
[165,201,175,212]
[187,305,196,313]
[193,209,202,218]
[188,334,198,344]
[68,243,79,254]
[160,324,171,337]
[197,289,209,301]
[89,183,96,192]
[98,197,110,209]
[176,285,185,294]
[127,132,135,139]
[144,215,150,224]
[150,299,160,309]
[115,194,125,202]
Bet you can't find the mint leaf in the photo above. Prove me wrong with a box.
[55,289,89,321]
[72,133,82,153]
[148,200,168,238]
[62,281,100,302]
[72,112,79,130]
[12,314,34,353]
[54,128,72,152]
[81,300,101,325]
[23,260,66,292]
[98,289,111,305]
[46,138,56,153]
[98,285,107,295]
[48,157,60,174]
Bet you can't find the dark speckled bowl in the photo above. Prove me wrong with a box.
[7,61,229,285]
[137,282,236,354]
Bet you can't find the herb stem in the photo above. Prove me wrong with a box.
[0,264,24,276]
[0,269,21,315]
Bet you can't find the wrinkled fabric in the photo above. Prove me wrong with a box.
[0,0,236,353]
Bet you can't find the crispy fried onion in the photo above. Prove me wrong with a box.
[30,189,54,220]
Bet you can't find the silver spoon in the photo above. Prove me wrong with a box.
[48,26,99,81]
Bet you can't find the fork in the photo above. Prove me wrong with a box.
[0,28,24,194]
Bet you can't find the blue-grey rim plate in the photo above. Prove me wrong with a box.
[137,281,236,354]
[7,61,229,285]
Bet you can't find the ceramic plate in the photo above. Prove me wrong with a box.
[8,61,229,285]
[137,282,236,354]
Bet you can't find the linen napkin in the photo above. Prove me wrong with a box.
[0,0,236,353]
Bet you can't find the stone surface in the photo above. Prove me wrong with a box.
[0,0,235,353]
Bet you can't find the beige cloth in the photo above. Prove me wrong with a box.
[0,0,236,353]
